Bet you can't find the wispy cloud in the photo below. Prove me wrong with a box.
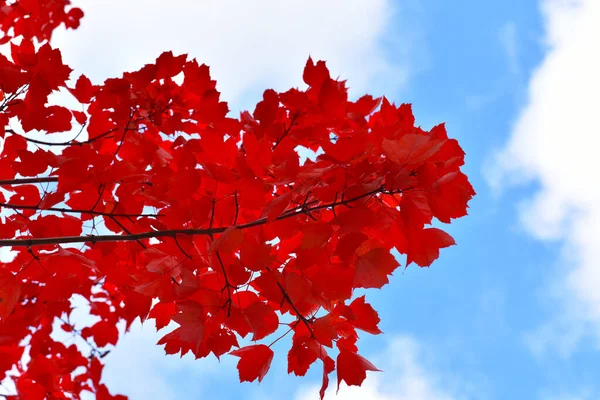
[294,336,480,400]
[53,0,421,109]
[96,320,233,400]
[487,0,600,356]
[498,21,520,76]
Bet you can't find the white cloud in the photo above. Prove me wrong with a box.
[52,0,418,110]
[487,0,600,355]
[0,247,17,263]
[498,21,519,75]
[61,295,234,400]
[295,336,475,400]
[94,320,233,400]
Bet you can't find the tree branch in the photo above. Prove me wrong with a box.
[0,202,162,218]
[4,116,145,147]
[0,185,393,248]
[0,177,59,186]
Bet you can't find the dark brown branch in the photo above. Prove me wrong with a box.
[114,112,135,157]
[109,216,147,249]
[5,127,118,147]
[233,191,239,225]
[216,251,233,317]
[0,202,162,218]
[0,177,59,186]
[0,184,392,248]
[4,117,145,147]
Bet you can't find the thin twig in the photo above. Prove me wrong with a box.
[272,112,299,150]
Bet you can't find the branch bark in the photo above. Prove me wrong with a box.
[0,185,393,248]
[0,177,58,186]
[0,202,162,218]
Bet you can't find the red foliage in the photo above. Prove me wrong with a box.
[0,1,475,399]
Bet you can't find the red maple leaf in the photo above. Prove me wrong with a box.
[0,270,21,321]
[230,345,274,383]
[336,351,380,391]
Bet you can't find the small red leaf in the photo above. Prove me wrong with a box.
[262,192,292,222]
[72,110,87,124]
[210,227,245,253]
[354,248,400,289]
[382,135,444,167]
[149,302,176,330]
[348,296,382,335]
[69,75,95,103]
[407,228,456,267]
[303,57,330,88]
[336,351,380,391]
[301,222,333,249]
[83,321,118,347]
[0,270,21,321]
[244,302,279,341]
[230,344,274,383]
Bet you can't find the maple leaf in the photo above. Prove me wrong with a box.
[406,228,456,267]
[240,240,274,272]
[336,351,380,391]
[312,315,339,348]
[319,355,336,400]
[262,191,292,222]
[354,247,400,289]
[0,270,21,321]
[209,227,245,253]
[300,221,333,249]
[230,345,274,383]
[82,321,119,347]
[149,302,176,330]
[28,214,82,237]
[288,337,320,377]
[96,384,128,400]
[69,74,95,103]
[382,134,445,167]
[347,296,382,335]
[16,378,47,400]
[427,171,476,223]
[303,57,330,88]
[400,191,433,229]
[72,110,87,124]
[155,51,187,80]
[171,301,205,354]
[243,301,279,341]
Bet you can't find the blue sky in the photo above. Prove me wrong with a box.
[31,0,600,399]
